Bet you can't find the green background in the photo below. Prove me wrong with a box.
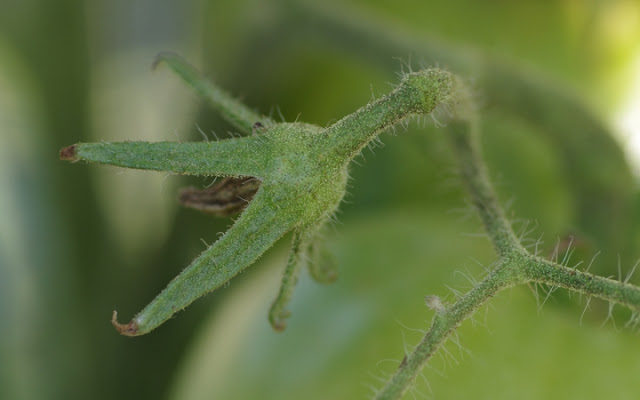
[1,0,639,399]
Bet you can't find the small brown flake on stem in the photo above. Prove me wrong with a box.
[111,310,139,337]
[252,121,265,135]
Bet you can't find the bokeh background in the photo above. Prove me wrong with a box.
[1,0,640,399]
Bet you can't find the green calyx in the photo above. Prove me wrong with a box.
[62,54,455,336]
[256,122,348,228]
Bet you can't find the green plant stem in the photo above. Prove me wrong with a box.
[375,261,521,400]
[447,121,520,256]
[375,100,640,399]
[523,258,640,311]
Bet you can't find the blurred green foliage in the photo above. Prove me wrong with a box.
[1,0,639,399]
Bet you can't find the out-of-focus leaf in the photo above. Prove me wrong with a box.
[0,36,79,400]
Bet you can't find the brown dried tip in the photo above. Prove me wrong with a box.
[272,319,287,333]
[59,144,78,161]
[151,55,164,70]
[111,310,139,337]
[151,51,177,70]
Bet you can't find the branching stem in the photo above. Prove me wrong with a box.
[375,261,521,400]
[374,90,640,398]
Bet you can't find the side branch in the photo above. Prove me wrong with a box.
[374,262,521,400]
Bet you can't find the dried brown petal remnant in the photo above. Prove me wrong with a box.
[179,177,261,217]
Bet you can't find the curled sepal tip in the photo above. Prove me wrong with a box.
[268,230,309,332]
[151,51,179,71]
[111,311,139,337]
[269,310,291,333]
[308,241,339,284]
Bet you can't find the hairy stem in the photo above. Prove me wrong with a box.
[523,257,640,311]
[376,93,640,398]
[447,121,521,255]
[375,261,522,400]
